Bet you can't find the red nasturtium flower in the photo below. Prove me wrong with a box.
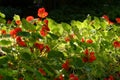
[62,60,69,71]
[34,42,44,52]
[54,74,64,80]
[44,25,50,31]
[16,36,27,47]
[113,40,120,48]
[59,74,64,80]
[15,27,22,32]
[40,29,48,37]
[102,15,109,21]
[38,68,46,76]
[82,57,89,62]
[38,8,48,18]
[44,19,48,25]
[40,25,50,37]
[81,37,85,43]
[84,48,89,55]
[26,16,34,22]
[16,36,22,42]
[44,45,50,53]
[102,15,114,25]
[34,42,50,53]
[89,52,96,62]
[86,39,93,44]
[82,49,96,63]
[15,20,21,25]
[104,75,114,80]
[18,41,27,47]
[10,27,22,38]
[116,18,120,23]
[69,74,79,80]
[10,29,16,38]
[0,29,6,35]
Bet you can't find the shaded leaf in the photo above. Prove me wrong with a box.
[0,56,8,64]
[22,18,36,31]
[49,33,59,40]
[72,57,83,68]
[17,31,30,37]
[48,50,64,59]
[0,18,6,23]
[20,52,31,61]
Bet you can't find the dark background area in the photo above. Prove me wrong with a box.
[0,0,120,23]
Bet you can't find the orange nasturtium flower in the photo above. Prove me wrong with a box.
[65,36,70,42]
[15,20,21,25]
[38,7,48,18]
[26,16,34,22]
[0,29,6,35]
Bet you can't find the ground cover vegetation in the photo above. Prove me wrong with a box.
[0,7,120,80]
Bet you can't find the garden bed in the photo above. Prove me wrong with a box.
[0,7,120,80]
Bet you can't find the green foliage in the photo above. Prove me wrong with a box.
[0,40,12,46]
[0,9,120,80]
[22,18,36,31]
[0,12,5,18]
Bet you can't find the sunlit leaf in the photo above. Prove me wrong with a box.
[0,12,5,18]
[0,40,12,46]
[62,22,71,32]
[13,14,20,20]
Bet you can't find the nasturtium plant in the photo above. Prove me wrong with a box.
[0,8,120,80]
